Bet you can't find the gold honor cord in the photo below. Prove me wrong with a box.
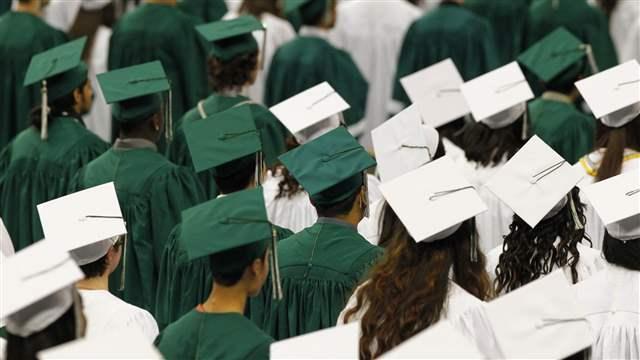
[530,160,565,184]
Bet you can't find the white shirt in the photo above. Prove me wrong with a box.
[262,172,317,233]
[79,289,159,342]
[610,0,640,63]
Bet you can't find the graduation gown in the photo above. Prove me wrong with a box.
[154,219,292,330]
[251,218,383,340]
[0,11,67,148]
[71,140,206,312]
[392,2,499,106]
[528,94,596,164]
[155,310,273,360]
[0,117,108,251]
[167,93,289,199]
[177,0,227,22]
[264,27,369,129]
[610,0,640,63]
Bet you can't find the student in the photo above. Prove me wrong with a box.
[168,15,288,199]
[2,240,86,360]
[339,156,496,359]
[0,38,108,252]
[485,136,604,295]
[253,127,383,340]
[155,188,276,360]
[71,62,205,313]
[0,0,67,148]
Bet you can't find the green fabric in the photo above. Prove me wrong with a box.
[529,98,596,164]
[392,3,499,106]
[155,310,272,360]
[285,0,327,25]
[265,35,368,127]
[464,0,529,65]
[0,117,108,251]
[177,0,228,23]
[154,222,292,330]
[250,220,383,340]
[23,37,85,86]
[0,326,6,339]
[70,147,205,313]
[524,0,618,72]
[167,93,289,199]
[0,11,67,148]
[196,16,262,61]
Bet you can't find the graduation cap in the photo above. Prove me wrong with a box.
[399,58,470,128]
[278,127,376,206]
[460,62,534,137]
[371,105,439,183]
[284,0,329,24]
[380,156,487,251]
[269,82,349,143]
[485,135,584,228]
[575,59,640,128]
[379,320,485,359]
[23,37,88,140]
[270,322,360,359]
[180,188,283,299]
[1,239,84,337]
[0,217,14,258]
[97,61,174,141]
[196,15,268,68]
[583,171,640,241]
[484,270,593,359]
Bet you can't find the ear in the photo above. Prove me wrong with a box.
[72,87,83,105]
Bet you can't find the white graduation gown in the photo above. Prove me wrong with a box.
[357,199,385,246]
[262,172,317,234]
[79,289,159,342]
[610,0,640,63]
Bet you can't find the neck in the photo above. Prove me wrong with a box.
[200,282,248,314]
[16,0,42,16]
[76,275,109,291]
[144,0,177,5]
[334,212,362,227]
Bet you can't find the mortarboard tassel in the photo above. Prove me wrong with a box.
[521,107,529,140]
[582,44,600,75]
[270,226,283,300]
[41,80,49,140]
[260,25,268,71]
[119,230,128,291]
[469,217,478,263]
[568,195,584,231]
[165,88,173,143]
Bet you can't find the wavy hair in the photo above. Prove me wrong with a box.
[207,51,259,93]
[461,117,527,167]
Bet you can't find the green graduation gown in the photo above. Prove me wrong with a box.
[0,11,67,149]
[0,117,108,251]
[156,311,273,360]
[251,218,383,340]
[167,94,289,199]
[71,141,206,313]
[392,2,499,106]
[524,0,618,72]
[264,32,368,127]
[178,0,227,23]
[529,95,596,164]
[154,220,293,330]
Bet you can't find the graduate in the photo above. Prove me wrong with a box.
[37,183,159,342]
[264,0,369,136]
[155,188,277,360]
[71,62,205,313]
[108,0,209,140]
[339,157,498,359]
[574,60,640,249]
[0,0,67,149]
[485,136,604,295]
[519,28,597,164]
[168,15,289,199]
[155,105,292,330]
[178,0,227,22]
[253,127,383,340]
[0,38,108,252]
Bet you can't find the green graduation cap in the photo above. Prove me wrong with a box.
[284,0,328,26]
[279,126,376,205]
[196,15,264,62]
[184,104,262,173]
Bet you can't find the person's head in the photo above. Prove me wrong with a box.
[277,136,303,199]
[213,154,258,194]
[208,51,259,93]
[239,0,281,17]
[16,0,50,10]
[602,231,640,271]
[594,114,640,181]
[118,105,164,143]
[208,242,270,296]
[461,115,527,167]
[30,78,93,129]
[342,204,490,359]
[298,0,337,29]
[78,237,124,279]
[311,176,368,223]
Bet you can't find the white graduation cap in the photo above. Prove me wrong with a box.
[380,156,487,243]
[0,217,14,258]
[460,61,534,128]
[372,105,439,183]
[270,322,360,359]
[575,59,640,128]
[269,82,349,142]
[1,239,84,337]
[400,58,470,128]
[380,320,485,359]
[485,135,584,228]
[37,328,163,359]
[582,171,640,241]
[484,270,593,359]
[37,182,126,266]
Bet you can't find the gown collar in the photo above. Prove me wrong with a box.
[299,26,332,41]
[113,138,157,152]
[317,217,357,231]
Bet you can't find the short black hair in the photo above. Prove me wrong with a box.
[312,186,361,218]
[207,52,259,92]
[213,154,256,194]
[79,253,109,279]
[602,231,640,271]
[208,244,268,287]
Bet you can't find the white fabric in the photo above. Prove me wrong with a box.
[0,218,14,258]
[83,26,112,141]
[0,338,5,360]
[331,0,422,149]
[610,0,640,64]
[262,172,317,234]
[357,199,385,246]
[6,287,74,337]
[442,138,467,165]
[42,0,82,32]
[79,289,158,342]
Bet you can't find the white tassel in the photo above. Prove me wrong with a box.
[522,107,529,140]
[41,80,48,140]
[119,231,128,291]
[260,24,268,71]
[271,227,283,300]
[165,89,173,142]
[569,195,584,230]
[582,44,600,75]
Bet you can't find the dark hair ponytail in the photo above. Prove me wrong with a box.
[29,87,82,131]
[595,116,640,181]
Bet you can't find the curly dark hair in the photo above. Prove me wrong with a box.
[461,117,527,167]
[30,80,87,130]
[276,136,302,199]
[494,187,592,294]
[207,51,259,93]
[594,115,640,182]
[342,204,491,359]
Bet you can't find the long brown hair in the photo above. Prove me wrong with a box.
[342,204,491,359]
[239,0,282,17]
[594,116,640,181]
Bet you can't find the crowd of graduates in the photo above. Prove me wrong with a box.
[0,0,639,359]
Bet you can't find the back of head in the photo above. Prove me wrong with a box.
[207,51,259,93]
[602,230,640,271]
[595,115,640,181]
[213,154,257,194]
[461,118,526,167]
[208,240,268,287]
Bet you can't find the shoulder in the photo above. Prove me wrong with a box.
[576,242,605,281]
